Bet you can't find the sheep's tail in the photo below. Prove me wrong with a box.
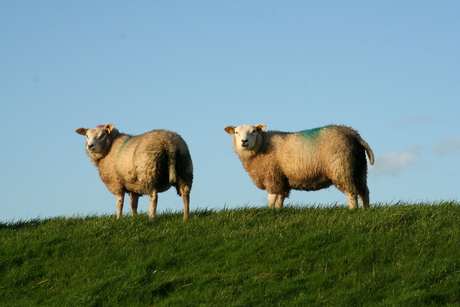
[358,138,375,165]
[168,148,177,184]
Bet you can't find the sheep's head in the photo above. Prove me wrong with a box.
[224,124,266,151]
[76,124,115,157]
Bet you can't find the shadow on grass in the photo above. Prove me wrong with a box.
[0,218,52,230]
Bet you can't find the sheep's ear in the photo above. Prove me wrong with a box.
[224,126,236,135]
[105,123,114,134]
[256,124,266,132]
[76,128,88,136]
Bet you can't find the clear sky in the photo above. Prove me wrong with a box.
[1,1,459,222]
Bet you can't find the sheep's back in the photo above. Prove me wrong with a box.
[275,126,362,180]
[113,130,179,193]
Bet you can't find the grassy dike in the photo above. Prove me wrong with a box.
[1,201,459,306]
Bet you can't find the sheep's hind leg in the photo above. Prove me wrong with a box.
[358,186,370,209]
[181,192,190,221]
[148,191,158,221]
[346,193,359,209]
[116,194,125,219]
[177,184,191,221]
[129,192,140,216]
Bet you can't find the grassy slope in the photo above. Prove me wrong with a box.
[1,201,460,306]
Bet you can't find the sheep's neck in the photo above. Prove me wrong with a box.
[88,154,103,166]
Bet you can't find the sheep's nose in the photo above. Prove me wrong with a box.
[87,143,95,150]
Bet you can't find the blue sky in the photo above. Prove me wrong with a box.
[1,1,459,222]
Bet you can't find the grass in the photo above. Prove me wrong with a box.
[1,201,460,306]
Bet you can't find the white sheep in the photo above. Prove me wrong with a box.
[224,124,374,209]
[76,124,193,220]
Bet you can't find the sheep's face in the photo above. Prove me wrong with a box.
[76,124,114,156]
[85,127,111,154]
[225,124,266,151]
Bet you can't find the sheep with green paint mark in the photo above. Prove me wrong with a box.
[76,124,193,220]
[224,124,374,209]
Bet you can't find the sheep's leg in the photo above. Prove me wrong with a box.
[275,195,285,209]
[116,194,125,219]
[182,192,190,221]
[177,184,190,221]
[268,194,285,208]
[358,187,370,209]
[129,192,140,215]
[346,193,358,209]
[268,193,277,208]
[148,191,158,221]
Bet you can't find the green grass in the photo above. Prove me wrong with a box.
[1,201,460,306]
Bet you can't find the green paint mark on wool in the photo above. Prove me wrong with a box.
[119,136,133,151]
[298,126,324,139]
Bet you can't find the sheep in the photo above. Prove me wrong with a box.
[224,124,374,209]
[76,124,193,220]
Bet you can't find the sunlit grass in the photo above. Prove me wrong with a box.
[1,201,459,306]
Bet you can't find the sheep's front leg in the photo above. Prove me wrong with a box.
[275,195,285,209]
[116,194,125,219]
[268,193,277,208]
[129,192,140,215]
[268,194,285,208]
[148,191,158,221]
